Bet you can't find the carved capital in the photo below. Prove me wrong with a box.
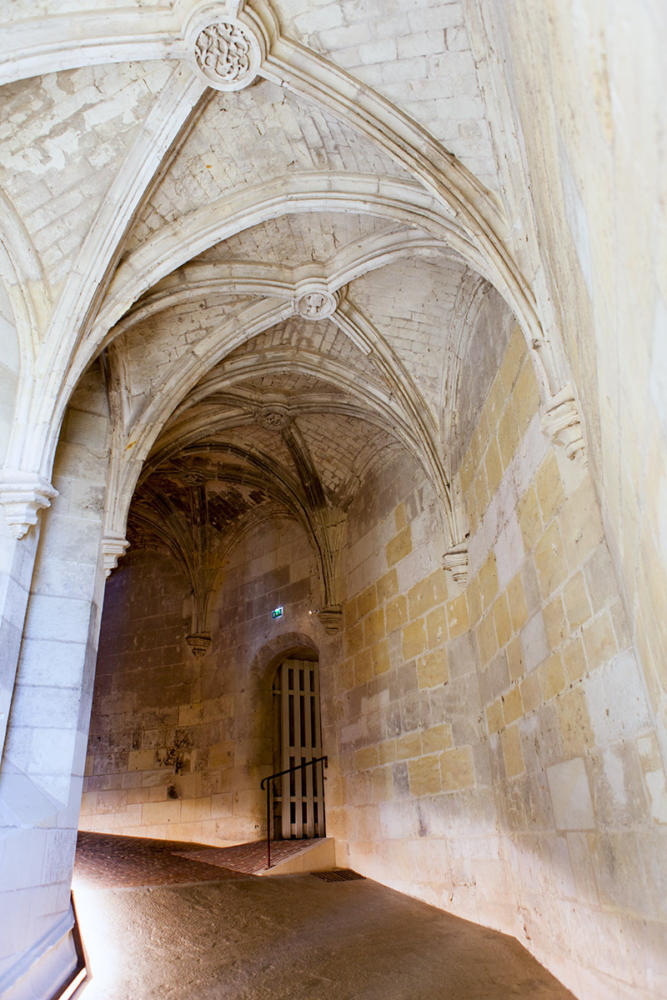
[0,471,58,538]
[318,605,343,634]
[541,383,585,460]
[186,632,212,657]
[102,535,130,577]
[443,541,468,585]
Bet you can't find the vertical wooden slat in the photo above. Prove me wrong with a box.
[303,663,314,836]
[280,660,291,839]
[293,663,303,838]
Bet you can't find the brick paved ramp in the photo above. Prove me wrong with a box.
[73,832,312,887]
[72,833,575,999]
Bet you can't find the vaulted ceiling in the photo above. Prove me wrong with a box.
[0,0,528,606]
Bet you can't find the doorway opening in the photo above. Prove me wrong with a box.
[271,657,325,839]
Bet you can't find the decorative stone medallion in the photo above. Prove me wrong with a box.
[192,20,260,91]
[295,290,338,321]
[256,404,291,431]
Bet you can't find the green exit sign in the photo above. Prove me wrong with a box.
[271,606,284,620]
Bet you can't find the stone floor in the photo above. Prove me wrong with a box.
[72,833,575,999]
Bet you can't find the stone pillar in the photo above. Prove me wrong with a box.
[0,371,110,999]
[0,520,40,757]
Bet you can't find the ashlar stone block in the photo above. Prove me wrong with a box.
[547,757,595,830]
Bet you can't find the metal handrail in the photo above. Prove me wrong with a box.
[260,755,328,869]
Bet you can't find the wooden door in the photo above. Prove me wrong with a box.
[273,659,324,839]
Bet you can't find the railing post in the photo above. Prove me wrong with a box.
[266,778,271,870]
[260,755,328,865]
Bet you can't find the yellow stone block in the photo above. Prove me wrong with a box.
[396,732,422,760]
[501,725,525,778]
[538,652,566,701]
[402,618,427,660]
[336,656,355,692]
[408,754,442,796]
[477,611,497,665]
[128,749,156,772]
[354,647,374,685]
[486,699,504,735]
[440,746,475,791]
[142,800,181,826]
[507,636,526,681]
[485,437,503,498]
[378,740,397,765]
[493,592,512,648]
[386,594,408,634]
[377,568,398,602]
[517,483,543,553]
[417,649,449,688]
[386,525,412,567]
[409,569,448,620]
[343,599,357,628]
[513,358,540,435]
[563,571,592,631]
[535,519,569,598]
[535,450,565,525]
[467,576,482,627]
[499,326,527,397]
[562,636,587,682]
[178,703,202,726]
[364,607,385,646]
[426,605,448,648]
[560,478,604,570]
[543,594,567,651]
[498,400,520,470]
[583,611,617,670]
[208,741,234,769]
[557,686,594,756]
[507,571,528,633]
[358,584,377,619]
[502,685,523,725]
[520,672,540,713]
[479,552,499,612]
[394,503,407,531]
[371,766,393,802]
[345,621,364,657]
[372,639,391,675]
[446,593,469,638]
[355,746,379,771]
[421,723,453,753]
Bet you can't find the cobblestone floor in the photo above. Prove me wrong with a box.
[72,833,575,999]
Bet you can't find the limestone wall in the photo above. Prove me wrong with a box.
[474,0,667,794]
[329,328,666,1000]
[81,517,328,846]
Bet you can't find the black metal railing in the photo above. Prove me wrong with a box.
[260,755,328,869]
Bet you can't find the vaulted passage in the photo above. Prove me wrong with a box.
[0,3,665,1000]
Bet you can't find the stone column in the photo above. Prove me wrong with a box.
[0,370,110,1000]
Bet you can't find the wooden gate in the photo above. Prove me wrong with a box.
[272,659,324,839]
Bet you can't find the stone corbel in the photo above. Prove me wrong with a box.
[443,540,468,585]
[0,471,58,539]
[541,383,585,460]
[186,632,212,657]
[317,605,343,634]
[101,534,130,577]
